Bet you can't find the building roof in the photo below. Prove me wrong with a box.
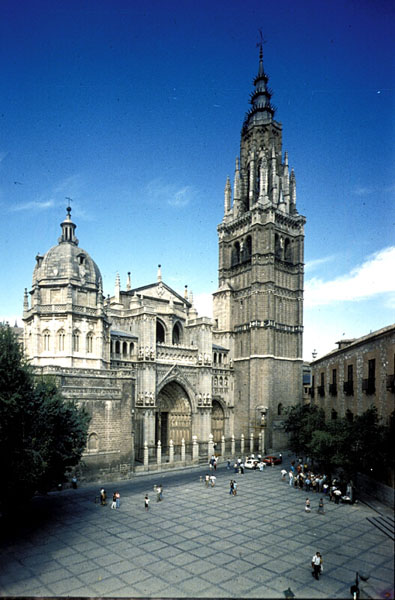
[311,323,395,364]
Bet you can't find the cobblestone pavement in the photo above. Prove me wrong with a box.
[0,458,393,598]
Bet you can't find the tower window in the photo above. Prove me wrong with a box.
[156,319,165,343]
[86,333,93,353]
[58,329,65,352]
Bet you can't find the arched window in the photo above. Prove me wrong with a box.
[86,333,93,353]
[246,235,252,260]
[275,234,283,260]
[277,402,283,416]
[284,238,292,262]
[219,376,223,387]
[122,341,128,356]
[156,319,165,343]
[115,340,120,355]
[232,241,241,266]
[72,330,80,352]
[58,329,65,352]
[172,322,182,345]
[224,377,228,387]
[214,376,218,387]
[43,330,50,352]
[218,353,222,364]
[213,353,217,365]
[88,433,99,452]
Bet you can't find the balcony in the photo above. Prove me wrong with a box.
[343,381,354,396]
[317,385,325,397]
[329,383,337,396]
[386,374,395,393]
[362,378,375,395]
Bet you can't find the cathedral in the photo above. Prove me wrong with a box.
[22,47,305,479]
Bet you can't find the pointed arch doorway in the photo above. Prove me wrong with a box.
[156,381,192,447]
[212,399,225,445]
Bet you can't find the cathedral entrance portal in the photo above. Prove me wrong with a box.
[212,399,225,445]
[156,382,192,448]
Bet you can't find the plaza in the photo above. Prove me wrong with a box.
[0,458,393,599]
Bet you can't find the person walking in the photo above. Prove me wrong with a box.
[144,494,150,511]
[229,480,234,495]
[317,497,325,514]
[281,468,287,480]
[115,491,120,509]
[233,480,238,495]
[111,492,117,509]
[305,498,311,512]
[311,551,323,580]
[205,474,210,487]
[210,474,216,487]
[100,488,107,506]
[289,471,294,487]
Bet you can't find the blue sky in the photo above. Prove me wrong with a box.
[0,0,394,360]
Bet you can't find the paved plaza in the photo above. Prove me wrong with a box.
[0,457,393,599]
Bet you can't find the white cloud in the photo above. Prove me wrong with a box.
[305,246,395,307]
[10,199,55,212]
[146,178,195,208]
[353,183,395,196]
[305,255,336,273]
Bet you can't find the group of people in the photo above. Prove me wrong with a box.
[204,474,217,487]
[99,488,121,508]
[285,460,354,505]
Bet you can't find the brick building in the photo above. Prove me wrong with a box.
[310,325,395,423]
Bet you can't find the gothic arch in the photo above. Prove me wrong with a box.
[156,318,166,343]
[172,321,183,345]
[211,399,225,444]
[156,381,192,447]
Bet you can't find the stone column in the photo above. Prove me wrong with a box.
[192,435,198,461]
[169,439,174,464]
[208,433,214,459]
[261,428,266,454]
[240,433,245,456]
[221,435,226,459]
[157,440,161,467]
[250,432,254,454]
[259,431,263,454]
[231,434,235,457]
[181,438,185,463]
[143,440,148,469]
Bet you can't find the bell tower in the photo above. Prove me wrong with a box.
[213,45,306,449]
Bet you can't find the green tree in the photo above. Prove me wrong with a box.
[0,325,90,510]
[283,403,326,457]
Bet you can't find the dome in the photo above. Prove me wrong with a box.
[33,208,102,290]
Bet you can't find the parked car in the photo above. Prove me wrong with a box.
[244,458,259,469]
[263,455,282,465]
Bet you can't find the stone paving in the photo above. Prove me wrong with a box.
[0,458,393,598]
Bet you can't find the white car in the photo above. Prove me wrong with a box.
[244,458,259,469]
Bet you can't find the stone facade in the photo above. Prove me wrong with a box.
[213,45,305,449]
[310,325,395,423]
[21,48,306,478]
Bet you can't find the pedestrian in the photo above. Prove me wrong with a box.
[144,494,150,510]
[229,480,234,495]
[281,468,287,480]
[100,488,107,506]
[71,476,77,489]
[111,492,117,509]
[317,497,325,514]
[205,474,210,487]
[305,498,311,512]
[115,491,120,508]
[240,462,244,475]
[233,480,238,495]
[289,471,294,487]
[213,458,217,471]
[227,459,231,470]
[156,485,161,502]
[210,474,216,487]
[311,551,323,580]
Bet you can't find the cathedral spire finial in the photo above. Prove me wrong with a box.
[59,205,78,245]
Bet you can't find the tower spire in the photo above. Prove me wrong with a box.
[243,39,275,130]
[59,206,79,245]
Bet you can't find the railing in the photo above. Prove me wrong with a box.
[343,381,354,396]
[362,378,375,395]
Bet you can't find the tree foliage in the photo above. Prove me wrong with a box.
[284,402,394,482]
[0,325,90,510]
